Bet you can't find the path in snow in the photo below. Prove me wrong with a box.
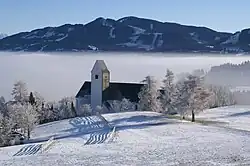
[13,144,42,156]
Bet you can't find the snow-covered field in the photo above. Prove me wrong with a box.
[1,107,250,165]
[197,105,250,132]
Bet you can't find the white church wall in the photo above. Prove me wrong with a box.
[91,70,103,109]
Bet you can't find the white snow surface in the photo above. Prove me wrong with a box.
[1,108,250,165]
[197,105,250,132]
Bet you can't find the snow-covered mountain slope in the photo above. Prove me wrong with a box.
[0,33,7,39]
[1,108,250,165]
[1,16,249,53]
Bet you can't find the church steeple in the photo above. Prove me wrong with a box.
[90,60,110,109]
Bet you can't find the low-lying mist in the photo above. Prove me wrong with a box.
[1,52,250,101]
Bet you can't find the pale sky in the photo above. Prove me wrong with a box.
[0,0,249,35]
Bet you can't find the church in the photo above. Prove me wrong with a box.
[75,60,144,114]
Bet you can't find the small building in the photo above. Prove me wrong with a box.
[75,60,144,114]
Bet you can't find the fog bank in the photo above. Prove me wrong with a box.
[1,52,250,101]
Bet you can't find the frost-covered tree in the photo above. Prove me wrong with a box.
[45,101,59,122]
[138,76,162,112]
[33,91,45,106]
[0,96,6,115]
[58,96,76,119]
[188,84,213,122]
[208,85,236,108]
[174,75,213,121]
[11,80,28,103]
[120,98,134,112]
[173,80,191,119]
[8,103,38,139]
[80,104,92,116]
[22,104,39,139]
[0,112,15,147]
[161,69,176,113]
[94,105,103,114]
[110,98,134,112]
[110,100,121,112]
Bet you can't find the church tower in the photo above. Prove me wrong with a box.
[91,60,110,109]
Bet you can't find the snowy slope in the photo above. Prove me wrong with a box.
[197,105,250,132]
[1,110,250,165]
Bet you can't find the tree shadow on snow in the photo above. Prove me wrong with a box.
[109,114,179,131]
[222,111,250,118]
[13,144,42,156]
[29,116,109,143]
[84,130,110,145]
[110,114,176,125]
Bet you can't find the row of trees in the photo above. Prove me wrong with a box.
[137,69,236,122]
[0,81,76,147]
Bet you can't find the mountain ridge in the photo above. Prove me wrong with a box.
[0,33,7,40]
[0,16,249,53]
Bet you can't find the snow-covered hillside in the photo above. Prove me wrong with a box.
[1,108,250,165]
[197,105,250,132]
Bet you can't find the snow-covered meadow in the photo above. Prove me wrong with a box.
[1,107,250,165]
[1,52,250,101]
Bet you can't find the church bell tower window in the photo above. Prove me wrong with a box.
[95,75,98,79]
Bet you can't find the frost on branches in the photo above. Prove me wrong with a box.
[110,98,134,112]
[161,69,176,113]
[138,76,162,112]
[11,80,29,103]
[208,85,236,108]
[79,104,92,116]
[58,96,76,119]
[174,75,213,121]
[8,103,39,139]
[188,83,213,122]
[0,111,15,146]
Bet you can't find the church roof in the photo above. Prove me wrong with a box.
[103,82,144,102]
[75,81,91,98]
[91,60,109,73]
[75,81,145,102]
